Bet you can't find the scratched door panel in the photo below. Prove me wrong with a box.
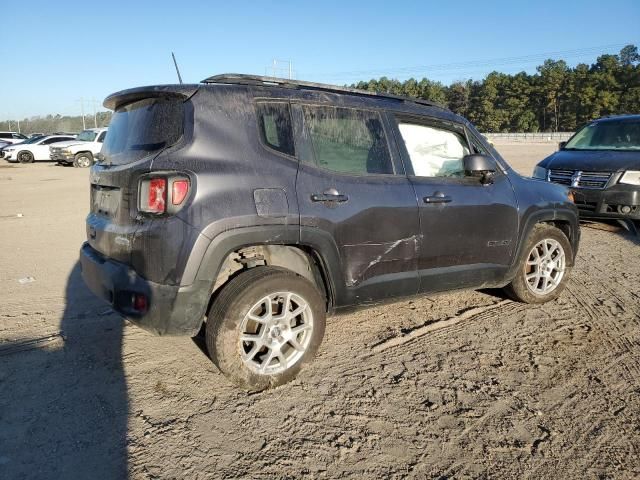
[293,104,420,306]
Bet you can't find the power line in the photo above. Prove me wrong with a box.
[301,42,634,81]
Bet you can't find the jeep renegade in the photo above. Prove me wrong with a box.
[80,74,580,390]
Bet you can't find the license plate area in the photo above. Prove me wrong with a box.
[92,185,121,217]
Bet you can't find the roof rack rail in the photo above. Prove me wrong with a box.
[201,74,446,110]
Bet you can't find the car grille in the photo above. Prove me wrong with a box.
[548,169,612,189]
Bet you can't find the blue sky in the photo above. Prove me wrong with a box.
[1,0,638,120]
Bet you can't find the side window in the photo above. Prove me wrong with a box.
[302,106,393,175]
[97,132,106,143]
[0,133,10,139]
[13,133,26,139]
[397,122,469,178]
[42,137,61,145]
[255,102,295,156]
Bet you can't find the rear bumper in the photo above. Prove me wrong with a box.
[571,185,640,220]
[79,242,210,336]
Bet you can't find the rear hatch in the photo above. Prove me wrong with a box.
[87,87,196,264]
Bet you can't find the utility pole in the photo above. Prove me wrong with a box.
[289,60,292,80]
[272,59,276,77]
[80,97,86,130]
[92,98,97,128]
[17,119,20,133]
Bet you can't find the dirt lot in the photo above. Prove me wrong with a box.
[1,144,639,479]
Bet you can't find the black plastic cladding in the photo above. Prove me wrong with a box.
[81,80,580,336]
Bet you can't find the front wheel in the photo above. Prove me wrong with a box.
[504,224,573,303]
[17,151,34,163]
[73,152,93,168]
[206,266,326,391]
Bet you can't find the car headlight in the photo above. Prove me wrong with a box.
[62,149,72,154]
[619,170,640,186]
[532,166,548,180]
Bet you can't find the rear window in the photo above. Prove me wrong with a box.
[102,97,184,164]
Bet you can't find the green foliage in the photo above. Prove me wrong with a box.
[0,111,112,136]
[352,44,640,132]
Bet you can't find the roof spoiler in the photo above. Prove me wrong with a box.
[103,85,199,110]
[201,73,447,110]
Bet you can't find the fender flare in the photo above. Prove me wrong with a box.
[190,225,345,310]
[506,207,580,280]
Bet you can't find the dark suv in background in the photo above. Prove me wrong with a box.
[80,74,579,390]
[534,114,640,229]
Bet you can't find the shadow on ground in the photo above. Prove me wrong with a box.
[0,262,128,479]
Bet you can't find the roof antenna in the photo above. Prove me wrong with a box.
[171,52,183,84]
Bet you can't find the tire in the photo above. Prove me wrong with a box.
[206,266,326,391]
[73,152,93,168]
[503,224,573,304]
[17,151,34,164]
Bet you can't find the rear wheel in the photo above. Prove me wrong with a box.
[17,151,34,163]
[504,224,572,303]
[73,152,93,168]
[206,266,326,391]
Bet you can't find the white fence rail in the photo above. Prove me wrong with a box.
[483,132,574,143]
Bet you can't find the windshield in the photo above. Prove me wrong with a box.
[18,136,44,144]
[101,96,184,165]
[77,130,98,142]
[565,119,640,151]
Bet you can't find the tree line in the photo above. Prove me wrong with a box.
[351,44,639,133]
[0,111,112,136]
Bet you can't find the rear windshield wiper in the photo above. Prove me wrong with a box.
[130,142,166,151]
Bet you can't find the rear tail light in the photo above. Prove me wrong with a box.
[139,176,190,214]
[172,180,189,205]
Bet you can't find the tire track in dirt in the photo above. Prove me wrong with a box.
[370,299,520,353]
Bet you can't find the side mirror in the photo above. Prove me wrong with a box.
[558,141,567,150]
[463,154,497,185]
[462,153,497,185]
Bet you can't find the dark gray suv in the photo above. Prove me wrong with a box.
[80,74,580,390]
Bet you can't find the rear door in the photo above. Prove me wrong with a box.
[388,113,518,293]
[293,103,419,306]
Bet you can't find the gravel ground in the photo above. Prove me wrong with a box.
[1,144,639,479]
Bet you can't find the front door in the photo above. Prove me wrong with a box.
[388,113,518,293]
[293,103,420,306]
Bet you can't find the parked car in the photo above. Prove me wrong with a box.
[0,131,28,145]
[80,74,580,390]
[1,134,76,163]
[534,114,640,228]
[49,127,108,167]
[28,132,45,139]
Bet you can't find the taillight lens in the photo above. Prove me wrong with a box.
[172,179,189,205]
[139,176,189,214]
[146,178,167,213]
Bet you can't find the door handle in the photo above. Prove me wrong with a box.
[311,188,349,203]
[423,192,452,204]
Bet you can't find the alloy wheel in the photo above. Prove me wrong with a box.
[239,291,313,375]
[524,238,566,295]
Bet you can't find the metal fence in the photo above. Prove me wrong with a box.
[483,132,574,143]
